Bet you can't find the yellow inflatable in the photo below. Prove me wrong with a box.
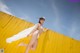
[0,11,80,53]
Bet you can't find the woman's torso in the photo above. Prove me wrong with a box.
[32,23,43,38]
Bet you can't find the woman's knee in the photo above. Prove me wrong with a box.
[28,43,32,47]
[31,47,36,50]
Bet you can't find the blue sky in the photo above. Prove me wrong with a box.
[0,0,80,40]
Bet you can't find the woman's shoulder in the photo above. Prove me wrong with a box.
[35,23,40,25]
[35,23,41,26]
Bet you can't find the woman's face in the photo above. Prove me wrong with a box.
[40,20,45,24]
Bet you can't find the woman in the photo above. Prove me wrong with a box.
[6,17,48,53]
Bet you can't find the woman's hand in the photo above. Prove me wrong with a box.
[43,28,49,32]
[45,28,49,31]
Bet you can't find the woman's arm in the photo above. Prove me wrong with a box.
[38,24,48,32]
[42,28,48,32]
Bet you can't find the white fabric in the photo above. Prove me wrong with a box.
[6,23,39,43]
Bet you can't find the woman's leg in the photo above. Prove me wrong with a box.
[26,40,35,53]
[31,39,38,50]
[25,38,36,53]
[18,42,28,47]
[25,32,38,53]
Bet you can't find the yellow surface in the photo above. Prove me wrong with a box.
[0,11,80,53]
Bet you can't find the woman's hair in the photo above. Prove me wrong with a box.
[38,17,45,24]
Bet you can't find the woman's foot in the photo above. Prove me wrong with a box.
[17,42,28,47]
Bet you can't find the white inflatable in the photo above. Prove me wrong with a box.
[6,23,39,43]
